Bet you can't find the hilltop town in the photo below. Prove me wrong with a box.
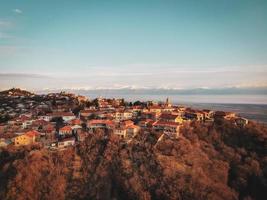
[0,88,266,200]
[0,88,249,149]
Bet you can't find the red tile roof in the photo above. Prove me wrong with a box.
[19,115,31,121]
[32,119,49,126]
[70,119,82,125]
[149,105,162,109]
[80,110,95,114]
[127,124,140,129]
[60,126,72,132]
[25,130,39,137]
[88,120,115,126]
[121,120,134,126]
[48,112,75,117]
[160,113,179,120]
[153,120,180,127]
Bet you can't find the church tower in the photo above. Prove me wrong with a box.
[165,97,171,107]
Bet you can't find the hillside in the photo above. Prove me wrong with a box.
[0,88,34,97]
[0,120,266,200]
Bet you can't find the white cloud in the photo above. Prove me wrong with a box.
[0,73,53,79]
[13,9,22,14]
[0,19,12,28]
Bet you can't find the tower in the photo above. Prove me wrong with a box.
[165,97,171,107]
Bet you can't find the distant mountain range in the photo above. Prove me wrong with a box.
[38,87,267,95]
[1,87,267,99]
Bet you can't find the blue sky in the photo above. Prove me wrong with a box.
[0,0,267,90]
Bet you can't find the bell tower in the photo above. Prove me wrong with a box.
[165,97,171,107]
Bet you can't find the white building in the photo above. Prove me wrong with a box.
[58,137,75,148]
[114,111,133,122]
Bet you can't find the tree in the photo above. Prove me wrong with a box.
[133,101,142,106]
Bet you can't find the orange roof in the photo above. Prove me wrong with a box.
[127,124,140,129]
[88,119,105,124]
[61,112,75,116]
[48,112,75,117]
[149,105,162,109]
[70,119,81,125]
[44,124,55,132]
[153,120,180,127]
[160,113,179,120]
[32,119,49,126]
[143,119,154,123]
[80,110,95,114]
[19,115,31,121]
[121,120,134,126]
[88,120,115,126]
[25,130,39,137]
[60,126,72,132]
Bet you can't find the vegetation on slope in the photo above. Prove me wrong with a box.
[0,120,266,200]
[0,88,34,96]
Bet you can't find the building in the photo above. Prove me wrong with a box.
[185,111,204,121]
[141,111,161,121]
[60,112,76,122]
[214,111,236,120]
[40,112,76,122]
[58,137,75,148]
[120,120,134,128]
[165,97,172,107]
[77,95,88,104]
[153,121,181,138]
[42,123,56,134]
[87,119,115,130]
[235,117,249,127]
[13,130,39,146]
[79,109,95,118]
[68,119,82,126]
[138,119,154,130]
[148,105,162,113]
[32,119,50,128]
[202,109,214,120]
[0,138,12,148]
[22,119,33,129]
[18,115,33,129]
[114,124,140,139]
[224,112,237,120]
[114,111,133,122]
[159,113,183,123]
[77,131,86,142]
[59,126,73,136]
[113,128,127,139]
[39,115,53,122]
[126,124,140,138]
[71,125,82,134]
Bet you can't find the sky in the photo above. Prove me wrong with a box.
[0,0,267,90]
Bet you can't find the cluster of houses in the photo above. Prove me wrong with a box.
[0,89,249,149]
